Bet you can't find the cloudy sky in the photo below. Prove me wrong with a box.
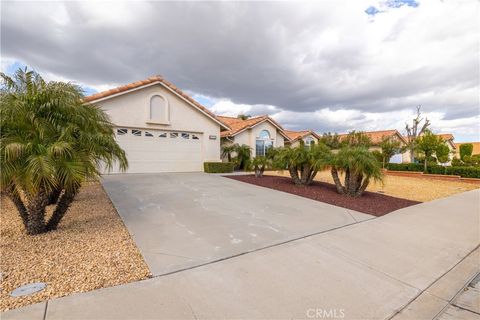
[1,0,479,141]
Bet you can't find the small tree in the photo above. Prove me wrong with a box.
[435,144,450,164]
[221,144,236,162]
[405,106,431,163]
[341,131,372,148]
[234,144,252,170]
[273,141,331,185]
[330,147,383,197]
[379,136,403,168]
[319,132,342,149]
[415,130,444,172]
[459,143,473,161]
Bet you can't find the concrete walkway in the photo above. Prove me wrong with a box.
[101,173,372,276]
[3,189,479,320]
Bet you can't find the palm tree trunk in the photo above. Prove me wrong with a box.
[47,188,62,205]
[46,187,78,231]
[354,178,370,197]
[5,186,29,230]
[331,168,345,194]
[25,190,49,235]
[289,167,302,185]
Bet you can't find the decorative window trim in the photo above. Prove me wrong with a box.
[148,94,170,125]
[181,133,190,139]
[132,129,142,136]
[170,132,178,138]
[159,132,167,138]
[145,131,154,137]
[192,134,199,140]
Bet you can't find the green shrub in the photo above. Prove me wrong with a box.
[460,143,473,160]
[451,158,463,167]
[203,162,235,173]
[445,166,480,178]
[386,163,480,178]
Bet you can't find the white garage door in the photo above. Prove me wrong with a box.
[110,127,203,173]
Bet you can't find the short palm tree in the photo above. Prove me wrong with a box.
[330,147,383,197]
[221,144,236,162]
[234,144,252,170]
[1,68,128,235]
[273,141,331,185]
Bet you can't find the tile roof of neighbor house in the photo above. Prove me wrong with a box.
[455,142,480,155]
[217,115,290,139]
[284,130,321,142]
[83,76,230,130]
[338,129,407,145]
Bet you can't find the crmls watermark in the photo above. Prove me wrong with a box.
[306,308,345,319]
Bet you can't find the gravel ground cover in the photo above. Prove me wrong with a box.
[227,175,420,216]
[0,182,151,311]
[271,170,479,202]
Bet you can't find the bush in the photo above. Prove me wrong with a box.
[451,158,463,167]
[386,163,480,178]
[445,166,480,178]
[203,162,235,173]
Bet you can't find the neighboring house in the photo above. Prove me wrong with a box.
[84,76,230,174]
[337,130,408,163]
[402,133,457,165]
[284,130,321,148]
[218,115,290,158]
[455,142,480,158]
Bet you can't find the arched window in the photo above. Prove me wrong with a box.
[305,136,314,146]
[256,130,273,157]
[150,95,168,122]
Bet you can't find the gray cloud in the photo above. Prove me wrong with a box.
[1,1,479,135]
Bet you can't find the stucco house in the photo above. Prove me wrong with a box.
[84,76,230,174]
[284,130,321,148]
[218,115,290,158]
[337,130,408,163]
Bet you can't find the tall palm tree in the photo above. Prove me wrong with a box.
[1,68,128,234]
[330,147,383,197]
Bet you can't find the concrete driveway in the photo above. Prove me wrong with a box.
[101,173,372,276]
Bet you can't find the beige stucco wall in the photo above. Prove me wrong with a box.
[227,121,285,157]
[289,134,318,148]
[93,83,222,162]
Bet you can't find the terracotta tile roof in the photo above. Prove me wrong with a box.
[218,115,290,140]
[455,142,480,155]
[437,133,454,141]
[284,130,320,143]
[83,76,229,130]
[338,130,406,145]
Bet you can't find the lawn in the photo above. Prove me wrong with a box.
[0,183,151,311]
[271,170,479,202]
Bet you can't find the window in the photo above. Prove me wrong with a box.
[192,134,199,140]
[132,129,142,136]
[117,128,128,135]
[256,130,273,156]
[145,131,154,137]
[150,95,168,122]
[159,132,167,138]
[305,136,314,147]
[181,133,190,139]
[170,132,178,138]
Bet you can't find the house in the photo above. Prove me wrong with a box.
[84,76,230,174]
[284,130,321,148]
[402,133,457,165]
[337,130,408,163]
[455,142,480,158]
[218,115,289,158]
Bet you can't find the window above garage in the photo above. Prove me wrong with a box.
[147,94,170,125]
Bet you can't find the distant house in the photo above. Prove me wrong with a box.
[218,115,290,158]
[455,142,480,158]
[284,130,321,148]
[402,133,457,165]
[337,130,408,163]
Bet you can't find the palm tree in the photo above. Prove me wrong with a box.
[1,68,128,235]
[221,144,236,162]
[330,147,383,197]
[273,141,331,185]
[234,144,252,170]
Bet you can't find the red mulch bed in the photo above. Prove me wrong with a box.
[226,175,421,216]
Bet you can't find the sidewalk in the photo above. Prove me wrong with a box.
[3,189,479,320]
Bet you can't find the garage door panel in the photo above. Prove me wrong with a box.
[110,128,203,173]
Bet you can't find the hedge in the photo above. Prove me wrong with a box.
[203,162,235,173]
[386,163,480,178]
